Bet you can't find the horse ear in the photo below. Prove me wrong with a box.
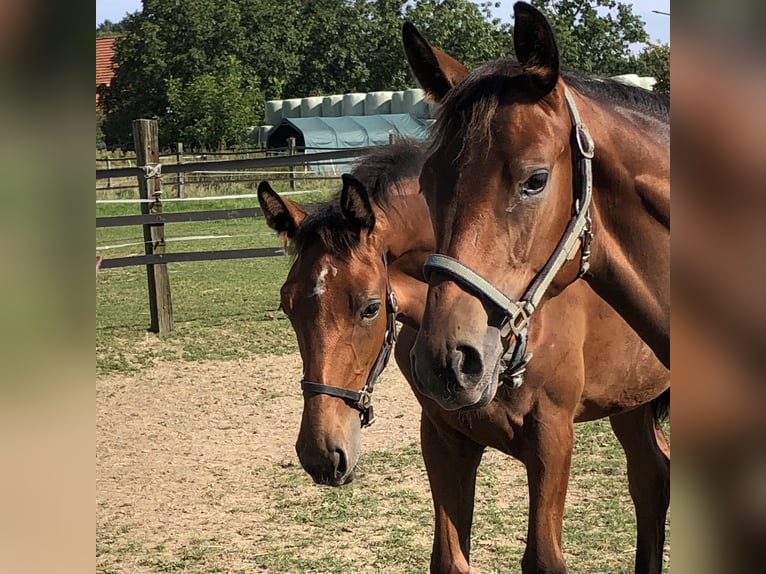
[257,181,307,240]
[340,174,375,234]
[402,21,469,102]
[513,2,560,95]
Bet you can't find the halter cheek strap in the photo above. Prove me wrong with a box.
[299,250,398,428]
[422,86,594,387]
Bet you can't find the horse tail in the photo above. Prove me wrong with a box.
[651,388,670,424]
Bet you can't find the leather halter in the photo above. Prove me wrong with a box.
[300,250,398,428]
[422,86,594,387]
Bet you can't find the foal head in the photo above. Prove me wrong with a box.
[258,139,429,485]
[403,3,585,410]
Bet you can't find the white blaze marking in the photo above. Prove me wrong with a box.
[311,263,338,297]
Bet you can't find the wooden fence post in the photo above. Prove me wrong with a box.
[176,142,185,198]
[106,156,113,190]
[287,136,296,191]
[132,119,173,335]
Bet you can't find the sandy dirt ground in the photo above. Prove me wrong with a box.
[97,354,494,572]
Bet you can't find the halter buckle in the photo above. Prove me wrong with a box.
[510,303,533,337]
[358,390,376,427]
[575,123,595,159]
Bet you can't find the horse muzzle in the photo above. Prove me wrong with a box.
[295,439,357,486]
[410,328,504,411]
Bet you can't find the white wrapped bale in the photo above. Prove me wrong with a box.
[342,92,366,116]
[281,98,302,118]
[300,97,323,118]
[391,91,406,114]
[365,91,393,115]
[259,125,274,147]
[322,95,343,117]
[610,74,657,91]
[403,88,427,118]
[264,100,282,125]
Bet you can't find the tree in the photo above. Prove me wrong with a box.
[635,43,669,94]
[405,1,513,69]
[165,57,261,149]
[530,0,649,76]
[96,19,127,37]
[283,0,372,97]
[101,0,291,148]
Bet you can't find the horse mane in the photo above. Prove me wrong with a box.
[432,58,669,158]
[292,139,428,257]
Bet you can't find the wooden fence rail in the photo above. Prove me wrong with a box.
[97,119,373,336]
[95,147,372,180]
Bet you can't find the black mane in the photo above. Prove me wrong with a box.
[293,139,427,256]
[432,58,669,156]
[564,71,669,119]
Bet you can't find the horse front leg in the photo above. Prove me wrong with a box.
[420,412,485,574]
[521,404,573,574]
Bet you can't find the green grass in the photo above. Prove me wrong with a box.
[96,180,336,374]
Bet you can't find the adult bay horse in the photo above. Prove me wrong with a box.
[257,141,669,574]
[404,3,670,419]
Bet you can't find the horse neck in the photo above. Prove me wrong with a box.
[376,193,434,329]
[578,94,670,367]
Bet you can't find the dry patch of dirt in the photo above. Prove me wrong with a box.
[97,353,650,573]
[97,354,440,573]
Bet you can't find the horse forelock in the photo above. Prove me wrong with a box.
[430,59,526,162]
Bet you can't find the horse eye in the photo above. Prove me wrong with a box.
[521,171,549,196]
[361,301,381,320]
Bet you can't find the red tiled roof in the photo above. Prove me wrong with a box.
[96,36,117,107]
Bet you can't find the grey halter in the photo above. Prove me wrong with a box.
[423,86,594,387]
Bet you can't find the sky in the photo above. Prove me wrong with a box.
[96,0,670,44]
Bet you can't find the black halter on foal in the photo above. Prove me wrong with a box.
[300,250,398,428]
[422,86,594,386]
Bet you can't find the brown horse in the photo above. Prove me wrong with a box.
[258,141,669,574]
[404,3,670,419]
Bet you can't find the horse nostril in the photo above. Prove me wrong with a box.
[452,344,483,376]
[333,448,348,479]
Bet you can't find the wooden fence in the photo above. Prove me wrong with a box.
[96,119,372,335]
[96,141,348,195]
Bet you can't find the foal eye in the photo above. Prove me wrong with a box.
[361,301,381,320]
[521,171,549,196]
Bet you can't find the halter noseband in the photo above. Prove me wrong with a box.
[300,250,398,428]
[422,86,594,387]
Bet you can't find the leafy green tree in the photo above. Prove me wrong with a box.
[360,0,411,91]
[101,0,295,148]
[165,57,261,149]
[635,43,670,94]
[530,0,648,75]
[283,0,372,97]
[96,108,106,148]
[237,0,305,98]
[96,19,127,37]
[405,1,513,69]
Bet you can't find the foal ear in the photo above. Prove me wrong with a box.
[513,2,560,95]
[340,174,375,234]
[257,180,307,240]
[402,21,469,102]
